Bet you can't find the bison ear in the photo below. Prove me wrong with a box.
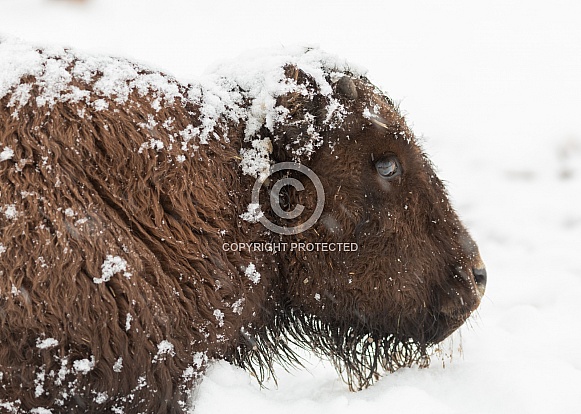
[335,76,358,100]
[271,65,329,164]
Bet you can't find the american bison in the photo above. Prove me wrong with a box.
[0,37,486,413]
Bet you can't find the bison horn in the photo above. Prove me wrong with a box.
[336,76,358,100]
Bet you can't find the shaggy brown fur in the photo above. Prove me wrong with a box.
[0,45,486,413]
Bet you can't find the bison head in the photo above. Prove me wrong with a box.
[240,66,487,389]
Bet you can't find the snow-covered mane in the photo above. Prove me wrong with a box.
[1,37,366,178]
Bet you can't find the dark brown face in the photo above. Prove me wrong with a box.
[271,75,486,350]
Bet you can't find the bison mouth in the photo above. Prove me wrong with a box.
[423,309,472,344]
[422,267,484,343]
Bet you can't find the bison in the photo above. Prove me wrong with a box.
[0,37,486,413]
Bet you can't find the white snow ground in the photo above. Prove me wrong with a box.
[1,0,580,413]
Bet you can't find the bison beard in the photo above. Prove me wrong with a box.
[0,38,486,412]
[231,305,432,392]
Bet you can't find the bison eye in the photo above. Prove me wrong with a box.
[375,155,402,179]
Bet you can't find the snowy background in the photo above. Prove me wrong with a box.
[1,0,580,413]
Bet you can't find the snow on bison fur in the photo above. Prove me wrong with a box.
[0,37,486,413]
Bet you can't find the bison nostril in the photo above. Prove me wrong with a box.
[473,267,487,287]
